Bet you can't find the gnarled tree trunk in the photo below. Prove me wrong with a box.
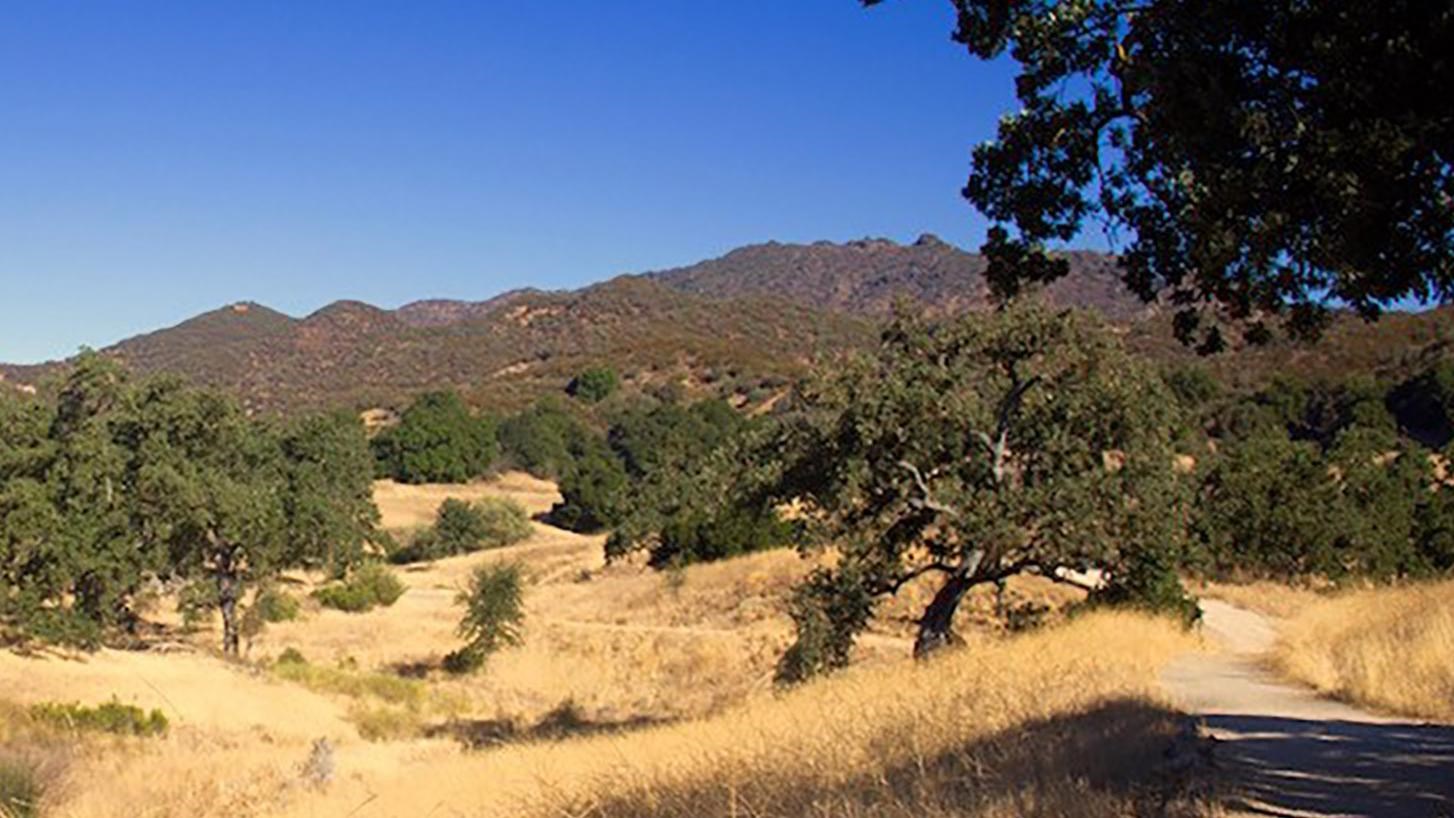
[214,542,241,657]
[913,550,987,659]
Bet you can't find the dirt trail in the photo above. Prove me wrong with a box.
[1162,599,1454,817]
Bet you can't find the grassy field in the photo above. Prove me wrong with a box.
[1271,580,1454,722]
[1,475,1211,818]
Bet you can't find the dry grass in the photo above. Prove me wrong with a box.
[2,475,1213,818]
[4,603,1208,818]
[372,472,560,530]
[1272,579,1454,722]
[1192,580,1329,620]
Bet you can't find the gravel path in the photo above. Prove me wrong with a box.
[1162,599,1454,817]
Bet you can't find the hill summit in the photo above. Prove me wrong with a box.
[646,235,1149,320]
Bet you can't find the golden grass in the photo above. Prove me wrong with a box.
[1272,579,1454,722]
[3,476,1213,817]
[1192,580,1328,620]
[371,472,560,530]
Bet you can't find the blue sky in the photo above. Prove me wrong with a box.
[0,1,1029,363]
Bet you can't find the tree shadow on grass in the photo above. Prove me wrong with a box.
[426,699,673,750]
[1205,714,1454,818]
[560,698,1215,818]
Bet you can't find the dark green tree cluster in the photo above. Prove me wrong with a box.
[1182,370,1454,580]
[0,353,382,654]
[372,391,497,484]
[494,393,789,565]
[867,0,1454,349]
[597,400,788,566]
[567,367,620,404]
[495,397,593,479]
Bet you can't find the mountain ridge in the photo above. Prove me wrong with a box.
[3,236,1448,413]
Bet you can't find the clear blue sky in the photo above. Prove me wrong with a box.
[1,1,1030,364]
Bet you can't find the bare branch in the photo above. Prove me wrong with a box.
[898,460,960,517]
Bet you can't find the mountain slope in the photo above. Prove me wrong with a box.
[646,235,1149,320]
[1,277,872,413]
[4,236,1451,414]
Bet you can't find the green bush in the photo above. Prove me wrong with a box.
[1087,547,1203,628]
[29,699,168,737]
[496,398,591,479]
[390,498,533,564]
[567,367,619,403]
[253,586,301,623]
[313,564,406,613]
[276,646,307,665]
[646,506,790,568]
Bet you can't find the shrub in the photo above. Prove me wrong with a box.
[446,563,525,675]
[567,367,619,403]
[647,506,790,568]
[496,398,591,479]
[1087,547,1203,628]
[390,498,532,564]
[276,646,307,665]
[28,699,168,738]
[253,586,300,623]
[313,564,405,613]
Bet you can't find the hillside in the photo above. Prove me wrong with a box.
[646,235,1149,320]
[0,277,873,413]
[3,236,1453,413]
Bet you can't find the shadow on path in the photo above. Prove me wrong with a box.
[1205,714,1454,818]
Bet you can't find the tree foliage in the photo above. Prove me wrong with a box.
[445,562,525,674]
[868,0,1454,349]
[372,391,497,484]
[567,367,620,404]
[496,397,592,479]
[0,354,382,654]
[771,304,1190,676]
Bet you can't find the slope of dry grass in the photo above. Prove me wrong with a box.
[10,612,1206,818]
[1272,580,1454,722]
[2,475,1213,818]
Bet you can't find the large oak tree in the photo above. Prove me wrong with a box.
[868,0,1454,349]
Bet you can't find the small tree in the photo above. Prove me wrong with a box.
[773,304,1189,676]
[445,562,524,673]
[496,397,591,479]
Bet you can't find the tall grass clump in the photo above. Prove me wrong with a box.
[0,757,42,818]
[28,699,168,738]
[1273,579,1454,721]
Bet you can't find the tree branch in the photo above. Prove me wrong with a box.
[898,460,960,517]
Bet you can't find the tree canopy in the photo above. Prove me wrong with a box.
[770,304,1190,679]
[373,391,498,484]
[868,0,1454,350]
[0,353,381,654]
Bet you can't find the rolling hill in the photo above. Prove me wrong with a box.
[3,235,1451,413]
[646,234,1148,319]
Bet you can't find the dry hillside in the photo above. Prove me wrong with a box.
[0,474,1211,818]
